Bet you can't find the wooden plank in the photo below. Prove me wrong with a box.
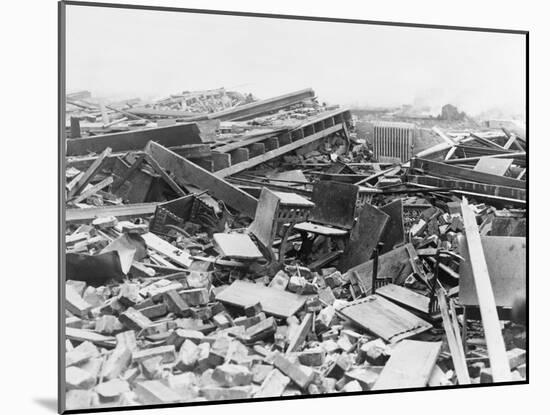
[67,147,112,198]
[214,124,343,178]
[66,123,202,156]
[126,107,207,119]
[66,203,157,223]
[432,126,455,146]
[411,158,524,189]
[293,222,348,236]
[286,313,313,354]
[208,88,315,121]
[437,290,470,384]
[213,233,263,259]
[459,236,526,307]
[141,232,193,268]
[470,133,507,150]
[376,283,430,315]
[146,142,258,218]
[460,200,512,381]
[372,340,441,390]
[338,295,432,343]
[71,176,114,204]
[503,135,518,150]
[215,280,307,319]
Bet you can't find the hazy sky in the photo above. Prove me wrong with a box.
[66,5,526,118]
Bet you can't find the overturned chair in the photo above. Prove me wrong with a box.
[212,187,315,266]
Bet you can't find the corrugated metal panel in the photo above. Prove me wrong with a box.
[372,121,415,162]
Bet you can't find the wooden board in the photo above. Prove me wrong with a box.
[376,283,430,315]
[293,222,349,236]
[215,280,307,318]
[67,147,112,198]
[338,295,432,343]
[474,157,513,176]
[379,199,405,253]
[460,201,512,381]
[459,235,526,307]
[141,232,192,268]
[339,203,389,271]
[213,233,263,259]
[372,340,442,390]
[146,142,258,218]
[66,203,157,224]
[66,123,202,156]
[438,290,470,384]
[344,244,414,290]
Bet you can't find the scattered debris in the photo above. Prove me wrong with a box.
[64,87,526,410]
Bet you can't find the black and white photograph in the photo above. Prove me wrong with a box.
[59,1,527,413]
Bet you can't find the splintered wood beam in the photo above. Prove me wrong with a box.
[461,199,512,382]
[215,124,343,178]
[286,313,313,354]
[437,290,470,384]
[71,176,114,204]
[145,141,258,218]
[66,203,158,223]
[67,147,112,198]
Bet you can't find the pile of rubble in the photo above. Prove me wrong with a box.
[64,88,527,410]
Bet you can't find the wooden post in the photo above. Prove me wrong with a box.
[461,199,512,381]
